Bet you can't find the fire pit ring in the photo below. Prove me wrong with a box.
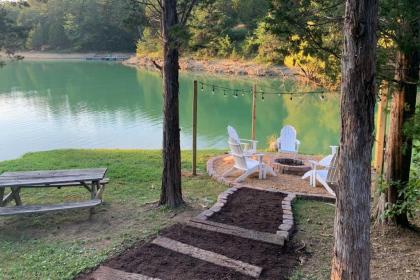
[271,157,311,176]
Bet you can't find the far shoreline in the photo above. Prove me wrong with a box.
[15,51,135,60]
[14,51,296,79]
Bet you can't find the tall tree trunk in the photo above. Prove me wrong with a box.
[159,0,184,208]
[331,0,377,279]
[383,50,419,226]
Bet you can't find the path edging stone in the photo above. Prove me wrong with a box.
[206,155,336,244]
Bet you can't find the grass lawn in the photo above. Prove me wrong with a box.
[0,150,417,280]
[0,149,229,280]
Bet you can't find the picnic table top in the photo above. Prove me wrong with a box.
[0,168,107,188]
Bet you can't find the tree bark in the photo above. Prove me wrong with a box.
[383,50,419,226]
[331,0,378,279]
[159,0,184,208]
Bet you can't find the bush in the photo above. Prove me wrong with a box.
[136,27,161,56]
[242,22,284,64]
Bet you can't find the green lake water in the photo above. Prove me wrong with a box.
[0,61,340,160]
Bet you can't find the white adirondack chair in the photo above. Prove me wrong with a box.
[277,125,300,157]
[301,147,339,196]
[223,139,276,183]
[302,146,338,180]
[227,126,258,156]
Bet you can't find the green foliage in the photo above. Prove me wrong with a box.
[265,0,343,88]
[380,178,420,221]
[376,0,420,81]
[243,22,284,63]
[137,0,278,62]
[137,27,162,56]
[25,23,46,50]
[0,2,27,65]
[215,35,233,57]
[5,0,144,52]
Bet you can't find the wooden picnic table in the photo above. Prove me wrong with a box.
[0,168,108,216]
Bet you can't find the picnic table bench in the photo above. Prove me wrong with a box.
[0,168,109,216]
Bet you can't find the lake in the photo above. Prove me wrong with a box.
[0,60,340,160]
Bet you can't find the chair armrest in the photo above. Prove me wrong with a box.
[240,138,258,144]
[254,153,264,165]
[240,139,258,151]
[308,160,321,168]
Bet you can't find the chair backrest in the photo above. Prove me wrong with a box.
[330,145,338,155]
[228,139,248,170]
[319,154,333,167]
[326,147,339,185]
[227,126,241,143]
[279,125,297,152]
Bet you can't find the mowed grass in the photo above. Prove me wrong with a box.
[0,149,336,280]
[291,199,335,280]
[0,149,228,280]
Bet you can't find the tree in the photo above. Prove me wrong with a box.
[377,0,419,227]
[7,0,142,52]
[159,0,183,207]
[0,2,27,66]
[331,0,378,279]
[267,0,419,227]
[137,0,199,208]
[266,0,344,89]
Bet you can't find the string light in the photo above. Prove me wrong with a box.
[196,81,336,100]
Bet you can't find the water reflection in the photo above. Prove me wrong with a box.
[0,61,340,160]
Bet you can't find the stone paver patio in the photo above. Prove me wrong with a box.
[207,152,335,198]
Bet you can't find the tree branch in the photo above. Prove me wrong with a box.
[179,0,198,26]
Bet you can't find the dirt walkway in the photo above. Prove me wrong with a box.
[77,187,302,280]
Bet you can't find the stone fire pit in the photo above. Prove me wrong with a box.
[271,157,311,176]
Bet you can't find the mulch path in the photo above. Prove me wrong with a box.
[209,187,286,233]
[160,224,299,280]
[77,187,300,280]
[103,242,254,280]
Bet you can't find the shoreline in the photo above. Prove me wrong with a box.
[15,51,296,78]
[15,51,135,60]
[124,55,295,78]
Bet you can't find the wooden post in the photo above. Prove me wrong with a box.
[192,80,198,175]
[251,84,257,140]
[374,83,388,174]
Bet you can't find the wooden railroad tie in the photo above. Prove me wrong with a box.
[186,218,285,246]
[88,266,161,280]
[152,236,262,278]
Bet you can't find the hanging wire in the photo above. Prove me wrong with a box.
[198,81,339,99]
